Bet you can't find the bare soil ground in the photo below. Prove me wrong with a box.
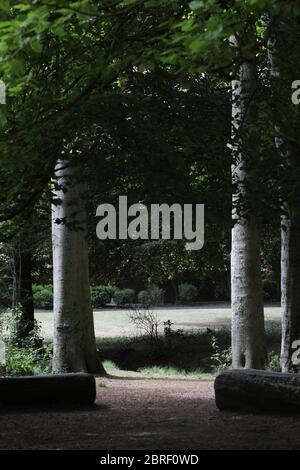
[1,375,300,450]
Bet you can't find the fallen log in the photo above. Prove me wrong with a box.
[215,369,300,412]
[0,373,96,407]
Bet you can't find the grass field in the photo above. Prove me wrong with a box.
[35,305,281,340]
[102,360,214,379]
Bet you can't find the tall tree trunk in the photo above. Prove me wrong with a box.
[280,212,300,371]
[171,279,178,303]
[52,160,105,374]
[230,33,266,369]
[11,242,35,342]
[268,17,300,372]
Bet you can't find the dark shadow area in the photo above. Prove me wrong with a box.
[98,326,281,373]
[0,402,107,414]
[1,377,300,450]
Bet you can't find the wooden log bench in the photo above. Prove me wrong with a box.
[0,373,96,407]
[215,369,300,412]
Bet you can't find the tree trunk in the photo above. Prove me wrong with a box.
[231,215,266,368]
[267,17,300,372]
[171,279,178,304]
[11,243,35,342]
[230,33,266,369]
[52,160,105,374]
[280,212,300,371]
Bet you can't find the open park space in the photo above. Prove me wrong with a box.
[1,0,300,456]
[36,304,281,340]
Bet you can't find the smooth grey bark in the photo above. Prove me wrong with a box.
[52,160,105,374]
[267,18,300,372]
[230,33,266,369]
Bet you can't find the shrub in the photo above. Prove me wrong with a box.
[4,341,52,376]
[113,288,135,306]
[137,290,150,307]
[163,320,184,340]
[33,284,53,308]
[0,310,52,376]
[0,285,10,309]
[91,285,114,308]
[266,351,281,372]
[138,284,164,307]
[104,285,116,299]
[263,279,278,301]
[178,283,198,303]
[210,334,232,373]
[129,308,161,338]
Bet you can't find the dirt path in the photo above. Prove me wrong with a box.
[1,377,300,450]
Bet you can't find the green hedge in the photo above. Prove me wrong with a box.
[138,284,165,307]
[113,288,135,306]
[33,284,117,309]
[178,283,198,303]
[91,285,115,308]
[33,284,53,308]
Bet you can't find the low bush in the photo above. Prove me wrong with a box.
[138,284,164,307]
[104,285,116,299]
[33,284,53,309]
[178,283,198,303]
[33,284,117,309]
[210,333,232,373]
[266,351,281,372]
[91,285,115,308]
[129,308,161,339]
[0,310,52,376]
[113,288,135,306]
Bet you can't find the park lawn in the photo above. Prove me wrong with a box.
[35,306,281,340]
[101,360,215,379]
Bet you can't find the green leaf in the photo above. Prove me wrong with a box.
[189,38,205,54]
[30,39,43,54]
[0,0,10,13]
[189,1,205,10]
[190,0,215,10]
[51,25,65,37]
[0,108,7,129]
[10,58,25,77]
